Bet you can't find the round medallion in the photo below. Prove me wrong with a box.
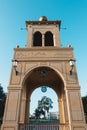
[41,86,47,93]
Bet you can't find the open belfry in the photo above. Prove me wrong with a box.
[1,16,87,130]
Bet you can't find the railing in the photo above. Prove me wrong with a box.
[19,123,69,130]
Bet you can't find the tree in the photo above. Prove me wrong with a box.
[34,108,45,119]
[34,96,53,119]
[82,96,87,123]
[0,84,6,123]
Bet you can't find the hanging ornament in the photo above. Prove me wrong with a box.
[41,86,47,93]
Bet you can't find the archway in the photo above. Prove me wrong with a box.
[2,16,87,130]
[19,66,68,124]
[30,87,59,121]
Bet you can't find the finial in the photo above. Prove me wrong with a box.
[67,44,71,48]
[16,45,19,48]
[39,16,48,21]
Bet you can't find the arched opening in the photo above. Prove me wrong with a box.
[45,31,54,46]
[33,31,42,46]
[20,66,68,126]
[30,87,59,122]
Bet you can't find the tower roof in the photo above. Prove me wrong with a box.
[26,16,61,29]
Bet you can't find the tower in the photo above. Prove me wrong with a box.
[1,16,87,130]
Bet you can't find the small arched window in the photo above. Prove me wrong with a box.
[45,31,54,46]
[33,31,42,46]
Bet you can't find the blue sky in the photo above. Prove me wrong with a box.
[0,0,87,103]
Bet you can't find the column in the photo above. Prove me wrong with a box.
[42,34,44,46]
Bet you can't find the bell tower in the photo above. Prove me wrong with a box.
[1,16,87,130]
[26,16,61,47]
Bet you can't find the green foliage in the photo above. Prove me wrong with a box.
[34,108,45,119]
[0,84,6,124]
[82,96,87,123]
[34,96,53,119]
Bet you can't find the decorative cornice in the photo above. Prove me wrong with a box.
[26,20,61,29]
